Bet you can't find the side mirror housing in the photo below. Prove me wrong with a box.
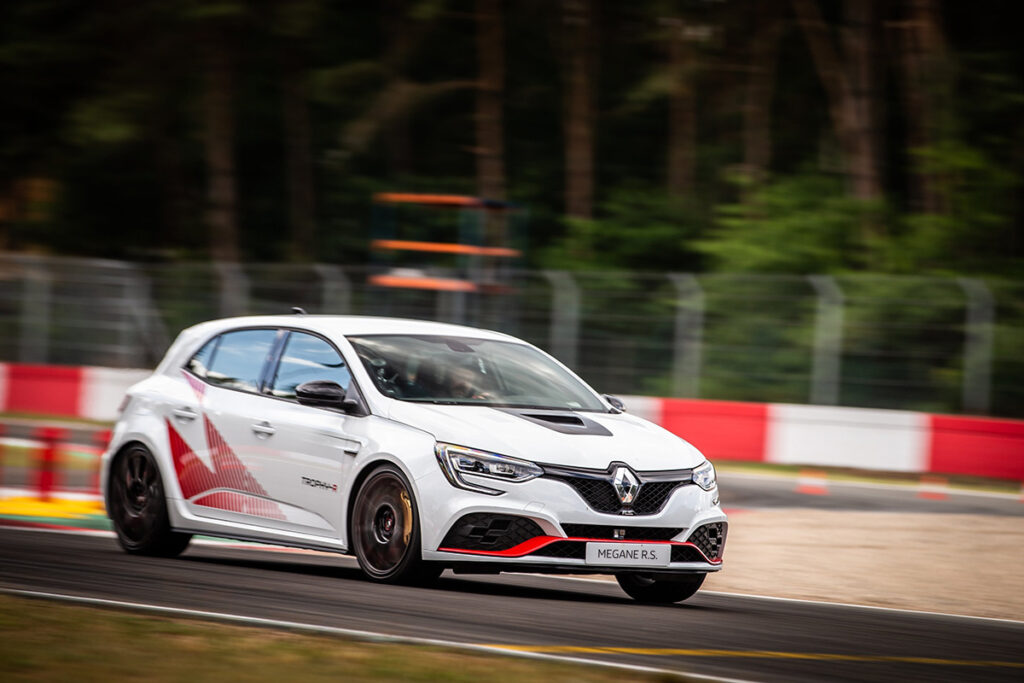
[296,380,360,413]
[602,394,626,413]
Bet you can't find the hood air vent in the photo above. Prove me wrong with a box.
[499,409,612,436]
[523,413,585,426]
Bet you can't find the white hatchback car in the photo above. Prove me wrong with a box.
[103,314,727,603]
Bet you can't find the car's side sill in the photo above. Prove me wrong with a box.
[174,528,350,556]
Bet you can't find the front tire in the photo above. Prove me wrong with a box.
[108,444,191,557]
[616,572,705,603]
[350,464,441,584]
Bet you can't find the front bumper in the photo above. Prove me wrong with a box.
[415,467,727,572]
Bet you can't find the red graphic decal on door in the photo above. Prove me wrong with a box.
[190,491,287,520]
[167,417,285,520]
[182,370,206,402]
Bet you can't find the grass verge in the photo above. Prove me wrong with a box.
[0,594,678,682]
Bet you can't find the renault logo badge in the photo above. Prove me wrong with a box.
[611,466,639,505]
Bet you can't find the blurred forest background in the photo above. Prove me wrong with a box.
[1,0,1021,275]
[1,0,1023,416]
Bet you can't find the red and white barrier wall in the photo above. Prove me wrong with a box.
[626,397,1024,481]
[0,362,1021,481]
[0,363,149,422]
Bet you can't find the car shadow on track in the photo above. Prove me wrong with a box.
[179,551,716,610]
[181,552,361,580]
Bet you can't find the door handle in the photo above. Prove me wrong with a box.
[251,421,276,438]
[172,407,198,422]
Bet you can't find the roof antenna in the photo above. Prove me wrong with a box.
[291,307,307,315]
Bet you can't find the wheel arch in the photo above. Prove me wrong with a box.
[103,432,181,515]
[345,456,421,546]
[105,439,153,507]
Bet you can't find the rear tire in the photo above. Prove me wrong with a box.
[351,464,441,585]
[616,572,705,603]
[108,444,191,557]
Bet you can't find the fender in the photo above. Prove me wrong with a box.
[340,420,437,549]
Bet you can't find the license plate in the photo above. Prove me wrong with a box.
[584,542,670,567]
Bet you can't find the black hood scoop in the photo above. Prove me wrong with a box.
[499,409,613,436]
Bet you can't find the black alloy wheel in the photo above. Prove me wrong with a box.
[108,444,191,556]
[351,464,441,584]
[615,572,706,603]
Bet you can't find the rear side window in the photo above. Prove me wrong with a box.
[268,332,350,399]
[186,337,219,378]
[199,329,278,393]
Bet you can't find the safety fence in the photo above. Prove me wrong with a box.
[1,254,1023,418]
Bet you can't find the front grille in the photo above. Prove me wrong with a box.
[548,474,686,515]
[632,482,684,514]
[530,540,586,560]
[560,524,683,541]
[688,522,727,560]
[557,477,621,513]
[440,513,544,552]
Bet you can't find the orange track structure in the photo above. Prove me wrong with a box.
[370,239,520,258]
[367,274,480,292]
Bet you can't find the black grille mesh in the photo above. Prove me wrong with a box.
[632,482,683,514]
[440,513,544,551]
[670,545,705,563]
[530,541,586,560]
[558,477,621,513]
[552,476,684,515]
[560,524,683,541]
[688,522,727,560]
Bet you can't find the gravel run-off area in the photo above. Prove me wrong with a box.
[701,509,1024,621]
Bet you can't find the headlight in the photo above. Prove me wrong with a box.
[434,443,543,495]
[692,460,716,491]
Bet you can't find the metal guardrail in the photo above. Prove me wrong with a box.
[1,254,1020,418]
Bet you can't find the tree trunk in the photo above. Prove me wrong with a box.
[842,0,882,203]
[743,10,783,181]
[666,20,696,197]
[282,53,316,262]
[383,0,412,174]
[899,0,945,213]
[475,0,506,202]
[791,0,882,206]
[563,0,594,220]
[203,38,240,263]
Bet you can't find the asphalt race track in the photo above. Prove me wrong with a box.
[2,527,1022,682]
[717,473,1024,516]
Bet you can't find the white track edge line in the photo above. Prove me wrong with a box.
[0,587,752,683]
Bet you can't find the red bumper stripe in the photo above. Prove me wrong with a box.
[438,536,722,564]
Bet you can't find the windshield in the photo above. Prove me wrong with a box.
[347,334,607,412]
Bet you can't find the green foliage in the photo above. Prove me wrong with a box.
[540,185,706,272]
[698,175,880,274]
[891,139,1021,276]
[0,0,1021,277]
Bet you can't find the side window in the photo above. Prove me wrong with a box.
[186,337,219,378]
[204,329,278,393]
[269,332,350,400]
